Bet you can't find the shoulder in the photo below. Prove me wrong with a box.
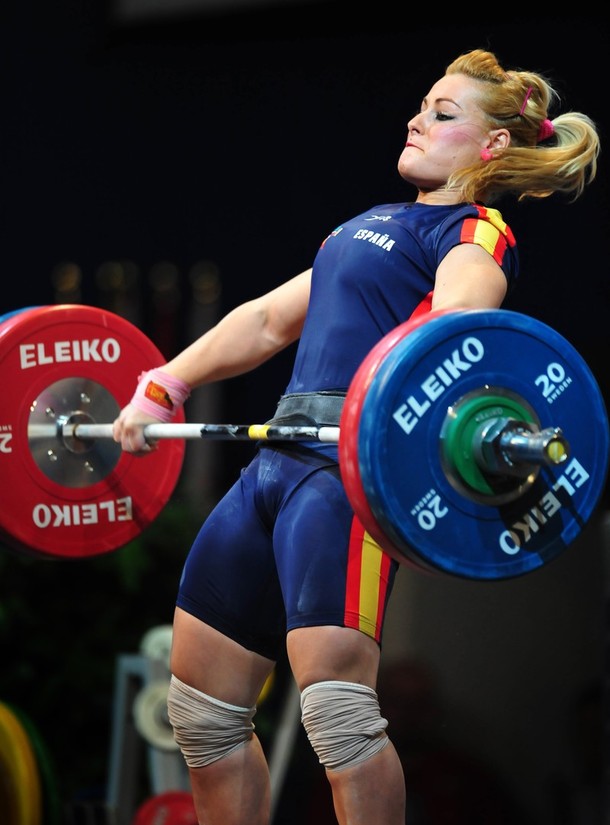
[437,203,517,259]
[470,204,516,246]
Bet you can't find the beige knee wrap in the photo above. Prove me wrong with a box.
[166,675,256,768]
[300,680,389,771]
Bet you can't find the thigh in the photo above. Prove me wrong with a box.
[176,454,286,661]
[287,624,383,691]
[171,607,275,707]
[273,450,400,645]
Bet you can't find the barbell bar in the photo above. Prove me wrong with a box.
[1,303,608,579]
[30,421,342,443]
[31,418,569,475]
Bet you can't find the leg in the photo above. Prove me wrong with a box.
[325,745,406,825]
[270,450,405,824]
[167,452,286,825]
[170,608,276,825]
[288,625,407,825]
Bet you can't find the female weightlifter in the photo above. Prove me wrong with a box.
[112,49,599,825]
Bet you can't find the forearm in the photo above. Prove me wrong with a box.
[114,270,311,450]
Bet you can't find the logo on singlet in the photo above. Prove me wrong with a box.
[352,228,396,251]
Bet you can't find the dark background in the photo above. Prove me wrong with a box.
[1,2,609,824]
[3,2,610,432]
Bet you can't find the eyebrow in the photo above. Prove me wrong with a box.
[422,96,463,110]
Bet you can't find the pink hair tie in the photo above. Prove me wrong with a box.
[519,86,533,115]
[537,118,555,143]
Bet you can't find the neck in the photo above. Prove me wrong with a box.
[415,188,465,205]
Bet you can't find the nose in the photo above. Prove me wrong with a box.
[407,111,423,134]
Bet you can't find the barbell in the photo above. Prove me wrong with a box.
[1,303,608,580]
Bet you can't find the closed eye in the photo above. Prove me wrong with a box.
[413,109,455,122]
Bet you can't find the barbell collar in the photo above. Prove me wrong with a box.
[473,418,570,478]
[499,425,569,467]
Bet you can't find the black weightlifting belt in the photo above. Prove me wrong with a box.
[268,391,346,427]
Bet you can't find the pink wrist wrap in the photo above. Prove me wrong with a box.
[130,368,191,422]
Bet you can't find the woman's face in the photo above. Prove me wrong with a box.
[397,73,492,193]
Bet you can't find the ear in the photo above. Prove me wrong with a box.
[485,128,511,154]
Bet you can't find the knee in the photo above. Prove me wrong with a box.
[300,680,389,771]
[167,675,256,768]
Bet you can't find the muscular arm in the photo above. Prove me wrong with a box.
[113,269,312,450]
[157,269,311,388]
[431,243,508,311]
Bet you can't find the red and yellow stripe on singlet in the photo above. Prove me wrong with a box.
[460,204,516,266]
[344,517,393,642]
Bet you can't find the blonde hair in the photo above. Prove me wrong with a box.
[443,49,599,204]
